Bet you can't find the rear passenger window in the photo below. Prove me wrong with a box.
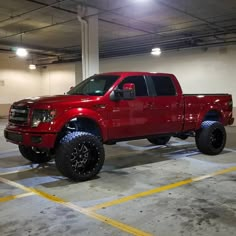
[151,76,176,96]
[118,76,148,96]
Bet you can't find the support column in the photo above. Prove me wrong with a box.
[78,7,99,80]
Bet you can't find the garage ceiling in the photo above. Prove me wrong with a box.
[0,0,235,65]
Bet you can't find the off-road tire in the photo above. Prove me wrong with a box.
[55,132,105,181]
[19,145,51,163]
[147,136,171,145]
[195,121,226,155]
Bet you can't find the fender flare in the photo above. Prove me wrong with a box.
[50,108,108,141]
[196,106,223,130]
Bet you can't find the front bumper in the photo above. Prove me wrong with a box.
[4,128,57,148]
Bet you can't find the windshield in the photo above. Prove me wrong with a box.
[68,74,120,96]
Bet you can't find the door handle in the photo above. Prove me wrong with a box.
[144,102,154,110]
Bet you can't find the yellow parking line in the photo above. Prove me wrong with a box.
[88,166,236,211]
[0,165,51,176]
[0,169,32,176]
[0,192,35,203]
[1,167,235,236]
[0,177,152,236]
[0,176,34,192]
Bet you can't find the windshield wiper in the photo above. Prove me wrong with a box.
[70,92,88,95]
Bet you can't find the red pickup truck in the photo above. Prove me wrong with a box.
[4,72,234,181]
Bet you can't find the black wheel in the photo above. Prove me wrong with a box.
[195,121,226,155]
[19,145,51,163]
[147,136,171,145]
[55,132,105,181]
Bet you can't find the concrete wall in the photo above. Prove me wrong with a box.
[0,45,235,124]
[100,45,236,125]
[0,56,79,117]
[0,53,41,117]
[41,63,76,96]
[100,45,236,103]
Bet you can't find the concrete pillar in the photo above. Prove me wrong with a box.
[78,7,99,80]
[75,62,82,85]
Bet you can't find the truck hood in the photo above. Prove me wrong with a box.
[13,95,100,108]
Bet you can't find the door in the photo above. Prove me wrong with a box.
[108,75,153,139]
[149,75,184,134]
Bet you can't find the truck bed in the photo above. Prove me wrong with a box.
[183,93,233,132]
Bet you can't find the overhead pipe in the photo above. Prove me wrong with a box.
[34,39,236,66]
[1,1,235,44]
[0,0,235,65]
[0,0,69,26]
[27,0,155,33]
[156,0,226,32]
[0,18,76,41]
[100,29,236,51]
[101,26,236,46]
[27,0,236,35]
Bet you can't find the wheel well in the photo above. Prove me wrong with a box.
[56,117,102,146]
[203,110,221,122]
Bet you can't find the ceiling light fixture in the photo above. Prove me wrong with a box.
[151,47,162,56]
[29,64,36,70]
[16,48,28,57]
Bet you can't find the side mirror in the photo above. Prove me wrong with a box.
[110,89,123,101]
[110,83,136,101]
[122,83,135,100]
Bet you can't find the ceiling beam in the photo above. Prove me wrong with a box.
[0,18,76,41]
[0,0,70,27]
[0,40,75,55]
[26,0,155,33]
[157,0,226,32]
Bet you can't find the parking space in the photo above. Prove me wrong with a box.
[0,119,236,236]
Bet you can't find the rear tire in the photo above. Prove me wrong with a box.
[19,145,51,163]
[147,136,171,145]
[55,132,105,181]
[195,121,226,155]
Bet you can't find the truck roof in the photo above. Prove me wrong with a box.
[99,72,175,77]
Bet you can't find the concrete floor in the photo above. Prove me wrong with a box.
[0,118,236,236]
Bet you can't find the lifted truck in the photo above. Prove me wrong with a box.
[4,72,234,181]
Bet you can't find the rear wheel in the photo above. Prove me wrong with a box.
[195,121,226,155]
[147,136,171,145]
[55,132,105,181]
[19,145,51,163]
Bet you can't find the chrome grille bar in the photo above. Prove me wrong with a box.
[9,106,29,125]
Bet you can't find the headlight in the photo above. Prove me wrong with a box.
[31,110,56,127]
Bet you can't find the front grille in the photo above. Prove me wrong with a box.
[9,105,29,125]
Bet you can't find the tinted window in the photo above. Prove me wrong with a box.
[68,75,119,96]
[151,76,176,96]
[118,76,148,96]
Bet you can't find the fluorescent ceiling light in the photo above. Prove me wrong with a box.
[151,47,162,56]
[16,48,28,57]
[29,64,36,70]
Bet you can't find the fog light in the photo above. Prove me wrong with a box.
[31,136,42,144]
